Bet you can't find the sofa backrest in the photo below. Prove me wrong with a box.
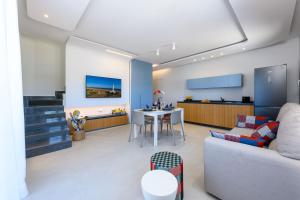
[276,103,300,122]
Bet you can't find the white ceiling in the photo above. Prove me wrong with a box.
[19,0,297,69]
[74,0,246,64]
[26,0,90,31]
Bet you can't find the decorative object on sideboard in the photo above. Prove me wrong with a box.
[184,96,193,102]
[201,99,210,103]
[112,107,127,115]
[69,110,87,141]
[153,89,165,110]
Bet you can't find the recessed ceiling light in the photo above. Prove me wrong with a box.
[210,55,215,58]
[201,57,206,60]
[152,64,159,68]
[172,42,176,50]
[193,59,197,62]
[106,49,133,58]
[242,47,246,51]
[220,52,224,56]
[43,14,49,18]
[156,49,160,56]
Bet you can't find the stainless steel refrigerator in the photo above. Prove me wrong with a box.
[254,65,287,120]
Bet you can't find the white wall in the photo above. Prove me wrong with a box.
[20,35,65,96]
[153,37,300,104]
[65,37,130,113]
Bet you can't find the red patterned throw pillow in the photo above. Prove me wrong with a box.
[236,115,269,129]
[209,130,265,147]
[251,121,280,145]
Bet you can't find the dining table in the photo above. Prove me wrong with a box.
[133,108,184,147]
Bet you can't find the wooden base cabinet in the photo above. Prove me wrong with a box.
[177,103,253,129]
[84,115,128,132]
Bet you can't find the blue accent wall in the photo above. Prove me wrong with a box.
[130,59,153,110]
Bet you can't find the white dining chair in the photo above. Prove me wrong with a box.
[170,110,185,146]
[128,111,154,147]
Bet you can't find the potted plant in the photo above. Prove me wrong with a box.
[69,110,86,141]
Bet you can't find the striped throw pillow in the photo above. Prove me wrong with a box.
[209,130,265,147]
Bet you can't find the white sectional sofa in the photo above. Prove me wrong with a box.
[204,103,300,200]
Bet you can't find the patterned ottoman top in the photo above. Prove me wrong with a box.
[151,151,182,169]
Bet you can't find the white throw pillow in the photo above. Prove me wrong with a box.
[276,103,300,122]
[276,108,300,159]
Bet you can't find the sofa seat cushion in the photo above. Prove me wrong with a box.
[277,109,300,160]
[229,127,255,136]
[236,115,269,129]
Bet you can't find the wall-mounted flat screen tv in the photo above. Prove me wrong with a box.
[86,75,121,98]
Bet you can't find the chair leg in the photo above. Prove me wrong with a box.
[128,124,133,142]
[166,123,169,135]
[171,124,176,146]
[181,121,186,141]
[140,125,145,147]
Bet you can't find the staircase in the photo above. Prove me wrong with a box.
[24,95,72,158]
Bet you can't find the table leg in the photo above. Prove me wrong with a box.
[153,115,158,147]
[134,124,138,138]
[180,110,184,137]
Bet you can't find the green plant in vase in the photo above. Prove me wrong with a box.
[69,110,86,141]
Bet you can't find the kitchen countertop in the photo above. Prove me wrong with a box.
[177,100,254,105]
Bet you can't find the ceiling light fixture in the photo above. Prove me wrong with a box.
[201,57,206,60]
[172,42,176,50]
[152,64,159,68]
[193,59,197,62]
[156,49,160,56]
[242,47,246,51]
[220,52,224,56]
[43,14,49,18]
[210,55,215,58]
[106,49,133,58]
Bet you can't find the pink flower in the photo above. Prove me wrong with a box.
[153,89,165,95]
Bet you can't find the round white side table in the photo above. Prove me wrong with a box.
[141,170,178,200]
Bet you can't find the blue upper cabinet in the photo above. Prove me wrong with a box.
[187,74,243,89]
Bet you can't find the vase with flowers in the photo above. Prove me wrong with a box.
[153,89,165,110]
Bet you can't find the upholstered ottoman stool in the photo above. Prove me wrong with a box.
[141,170,178,200]
[150,152,184,200]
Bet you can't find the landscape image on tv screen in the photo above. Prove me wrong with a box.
[86,75,121,98]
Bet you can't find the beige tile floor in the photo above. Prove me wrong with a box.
[25,123,224,200]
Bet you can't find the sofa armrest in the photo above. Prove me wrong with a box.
[204,137,300,200]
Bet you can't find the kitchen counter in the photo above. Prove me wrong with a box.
[177,100,253,106]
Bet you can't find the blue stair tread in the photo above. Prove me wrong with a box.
[26,124,69,135]
[26,135,71,150]
[26,136,72,158]
[25,117,67,127]
[25,127,69,141]
[24,105,64,111]
[25,110,65,117]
